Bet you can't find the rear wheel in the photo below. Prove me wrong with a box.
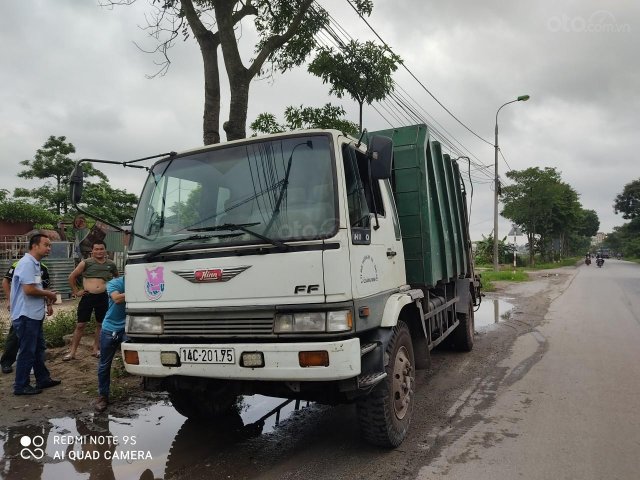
[450,302,475,352]
[357,321,415,448]
[167,379,238,420]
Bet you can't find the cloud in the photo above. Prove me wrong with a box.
[1,0,638,240]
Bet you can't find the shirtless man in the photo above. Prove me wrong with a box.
[64,241,119,360]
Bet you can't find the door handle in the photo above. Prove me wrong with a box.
[386,249,397,258]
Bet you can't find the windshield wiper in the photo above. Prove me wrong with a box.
[143,234,238,261]
[188,223,290,252]
[264,140,313,235]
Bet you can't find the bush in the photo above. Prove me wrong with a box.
[43,310,78,348]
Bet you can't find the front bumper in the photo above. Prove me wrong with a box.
[121,338,361,381]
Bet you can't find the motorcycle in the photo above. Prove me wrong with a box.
[585,256,591,266]
[596,258,604,268]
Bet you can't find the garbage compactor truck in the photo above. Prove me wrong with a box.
[70,123,481,447]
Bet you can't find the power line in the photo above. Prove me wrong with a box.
[343,0,494,147]
[313,0,498,232]
[498,147,514,172]
[314,3,493,181]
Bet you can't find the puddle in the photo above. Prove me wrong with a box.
[474,296,514,328]
[0,394,308,480]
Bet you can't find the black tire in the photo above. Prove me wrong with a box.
[450,302,475,352]
[357,321,415,448]
[167,381,238,420]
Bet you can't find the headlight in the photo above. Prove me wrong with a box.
[327,310,353,332]
[274,312,325,333]
[274,310,353,333]
[127,315,163,334]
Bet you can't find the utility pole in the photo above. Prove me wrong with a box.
[493,94,530,271]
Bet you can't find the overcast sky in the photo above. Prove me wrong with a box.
[1,0,638,240]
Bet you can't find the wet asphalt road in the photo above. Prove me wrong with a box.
[417,259,640,480]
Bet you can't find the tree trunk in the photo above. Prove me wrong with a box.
[213,0,314,141]
[202,42,222,145]
[358,101,363,134]
[182,0,222,145]
[224,78,250,140]
[528,233,535,266]
[213,1,250,140]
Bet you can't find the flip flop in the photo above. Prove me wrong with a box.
[92,352,101,359]
[62,354,75,361]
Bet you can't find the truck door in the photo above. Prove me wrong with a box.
[343,145,406,300]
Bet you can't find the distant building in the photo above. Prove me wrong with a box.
[591,232,607,246]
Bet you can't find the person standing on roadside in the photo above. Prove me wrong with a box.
[72,214,89,265]
[11,233,61,395]
[1,259,51,374]
[95,276,125,413]
[65,241,119,361]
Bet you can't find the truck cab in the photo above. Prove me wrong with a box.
[70,125,479,447]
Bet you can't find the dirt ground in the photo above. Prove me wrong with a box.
[0,301,147,427]
[0,269,568,429]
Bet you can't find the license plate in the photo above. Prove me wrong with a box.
[179,348,235,364]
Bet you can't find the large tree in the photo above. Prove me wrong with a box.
[0,198,57,226]
[105,0,374,143]
[501,167,584,264]
[13,135,138,225]
[250,103,359,136]
[607,178,640,258]
[576,208,599,238]
[14,136,107,216]
[605,218,640,258]
[308,40,401,132]
[613,178,640,220]
[81,181,139,225]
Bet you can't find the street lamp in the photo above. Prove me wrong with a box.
[493,94,530,271]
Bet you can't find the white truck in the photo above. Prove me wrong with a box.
[70,124,480,447]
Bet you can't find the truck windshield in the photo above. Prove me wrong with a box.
[130,134,336,253]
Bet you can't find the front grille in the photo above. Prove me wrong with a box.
[161,309,275,337]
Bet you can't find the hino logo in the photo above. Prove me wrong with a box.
[195,269,222,282]
[172,266,251,283]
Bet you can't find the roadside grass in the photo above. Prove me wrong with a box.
[530,257,580,269]
[476,257,579,291]
[477,269,529,292]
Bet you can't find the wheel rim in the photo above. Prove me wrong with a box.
[392,346,413,420]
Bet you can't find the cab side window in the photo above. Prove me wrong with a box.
[343,145,370,227]
[343,145,385,225]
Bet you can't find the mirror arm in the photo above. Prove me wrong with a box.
[71,202,127,233]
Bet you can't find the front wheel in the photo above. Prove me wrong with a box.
[167,379,238,420]
[357,321,415,448]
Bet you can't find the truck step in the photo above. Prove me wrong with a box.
[358,372,387,389]
[360,342,379,356]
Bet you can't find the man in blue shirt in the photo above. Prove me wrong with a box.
[95,276,126,412]
[11,233,61,395]
[2,260,51,373]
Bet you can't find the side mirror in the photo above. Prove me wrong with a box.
[69,163,84,205]
[367,135,393,180]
